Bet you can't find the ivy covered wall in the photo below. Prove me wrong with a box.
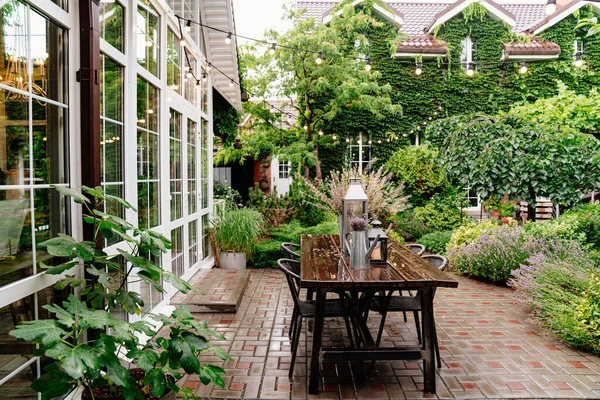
[317,3,600,177]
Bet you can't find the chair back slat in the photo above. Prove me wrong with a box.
[277,258,302,308]
[406,243,425,256]
[281,242,301,260]
[422,254,448,271]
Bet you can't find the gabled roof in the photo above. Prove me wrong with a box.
[527,0,600,35]
[296,0,572,35]
[394,35,448,57]
[322,0,404,26]
[426,0,516,34]
[502,38,561,59]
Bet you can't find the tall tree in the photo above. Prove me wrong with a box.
[237,1,402,180]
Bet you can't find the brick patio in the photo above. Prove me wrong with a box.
[175,269,600,399]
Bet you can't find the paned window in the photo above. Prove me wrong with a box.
[100,54,124,245]
[200,118,209,209]
[0,2,69,395]
[187,119,197,214]
[202,213,211,260]
[200,68,208,114]
[184,55,197,105]
[171,226,184,277]
[167,29,181,93]
[169,109,183,221]
[139,252,163,314]
[279,161,289,179]
[137,0,159,76]
[574,39,584,55]
[347,133,371,173]
[100,0,124,52]
[137,77,160,229]
[461,36,474,70]
[167,0,201,49]
[188,220,198,267]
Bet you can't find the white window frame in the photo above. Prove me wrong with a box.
[461,36,473,70]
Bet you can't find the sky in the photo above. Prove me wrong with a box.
[232,0,293,44]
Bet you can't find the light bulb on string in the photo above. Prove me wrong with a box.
[184,65,190,72]
[180,39,186,47]
[545,0,556,15]
[206,62,212,72]
[195,80,201,88]
[316,52,323,65]
[229,79,235,87]
[519,60,528,74]
[202,72,207,82]
[185,19,191,32]
[574,52,583,67]
[186,71,193,79]
[415,61,422,76]
[377,139,382,144]
[346,138,350,143]
[304,124,308,130]
[466,63,474,76]
[269,43,276,55]
[365,59,371,71]
[332,134,337,140]
[386,138,390,142]
[368,140,372,144]
[225,32,232,44]
[319,129,323,136]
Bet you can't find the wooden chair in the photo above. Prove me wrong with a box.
[278,258,358,377]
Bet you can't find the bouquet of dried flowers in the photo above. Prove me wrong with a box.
[349,216,368,231]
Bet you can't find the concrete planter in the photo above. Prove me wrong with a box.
[219,251,247,269]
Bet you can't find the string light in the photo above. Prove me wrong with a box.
[185,19,191,32]
[206,62,212,72]
[545,0,556,15]
[229,79,234,87]
[415,61,422,76]
[180,38,186,47]
[304,124,308,130]
[466,63,474,76]
[365,59,371,71]
[377,139,382,144]
[225,32,232,44]
[332,134,337,140]
[186,71,193,78]
[316,52,323,65]
[202,72,207,82]
[368,140,372,144]
[574,52,583,67]
[269,43,276,55]
[196,79,201,88]
[346,138,350,142]
[519,60,528,74]
[319,129,323,136]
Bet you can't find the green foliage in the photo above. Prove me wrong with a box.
[393,210,430,241]
[213,90,240,146]
[426,114,600,207]
[577,16,600,38]
[417,231,453,255]
[9,186,229,399]
[247,239,286,268]
[448,220,500,248]
[413,196,466,233]
[385,145,448,206]
[212,208,265,253]
[213,181,242,209]
[576,271,600,352]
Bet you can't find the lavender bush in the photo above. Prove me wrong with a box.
[446,225,536,284]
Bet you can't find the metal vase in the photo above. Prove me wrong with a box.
[349,230,370,270]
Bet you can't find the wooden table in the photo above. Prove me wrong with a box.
[300,234,458,394]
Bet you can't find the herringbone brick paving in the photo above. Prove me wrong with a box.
[178,269,600,399]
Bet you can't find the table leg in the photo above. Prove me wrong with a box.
[421,286,436,393]
[308,288,327,394]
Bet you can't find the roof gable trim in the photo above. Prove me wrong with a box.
[427,0,516,34]
[531,0,600,35]
[322,0,404,27]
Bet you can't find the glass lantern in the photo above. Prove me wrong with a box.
[341,178,369,255]
[368,220,388,261]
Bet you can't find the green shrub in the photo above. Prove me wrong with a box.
[417,231,453,255]
[448,220,500,249]
[270,219,338,244]
[247,239,286,268]
[385,145,448,206]
[287,179,329,227]
[413,201,464,232]
[394,210,430,241]
[510,246,599,354]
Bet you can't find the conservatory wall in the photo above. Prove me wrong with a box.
[0,0,227,397]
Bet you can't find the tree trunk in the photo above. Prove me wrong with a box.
[527,185,537,222]
[314,142,322,181]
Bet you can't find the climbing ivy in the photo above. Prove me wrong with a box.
[316,3,600,174]
[213,89,240,146]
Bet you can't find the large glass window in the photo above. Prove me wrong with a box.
[188,220,198,267]
[139,252,163,314]
[0,2,69,396]
[200,67,208,114]
[187,119,197,214]
[171,226,183,277]
[137,77,160,229]
[100,0,124,52]
[167,29,181,93]
[137,0,159,76]
[167,0,201,49]
[169,109,182,221]
[100,54,124,233]
[184,55,197,105]
[201,213,211,260]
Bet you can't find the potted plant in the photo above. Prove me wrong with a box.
[9,186,230,400]
[212,207,264,269]
[499,201,516,224]
[482,196,502,220]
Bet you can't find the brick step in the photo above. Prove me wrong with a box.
[171,268,250,313]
